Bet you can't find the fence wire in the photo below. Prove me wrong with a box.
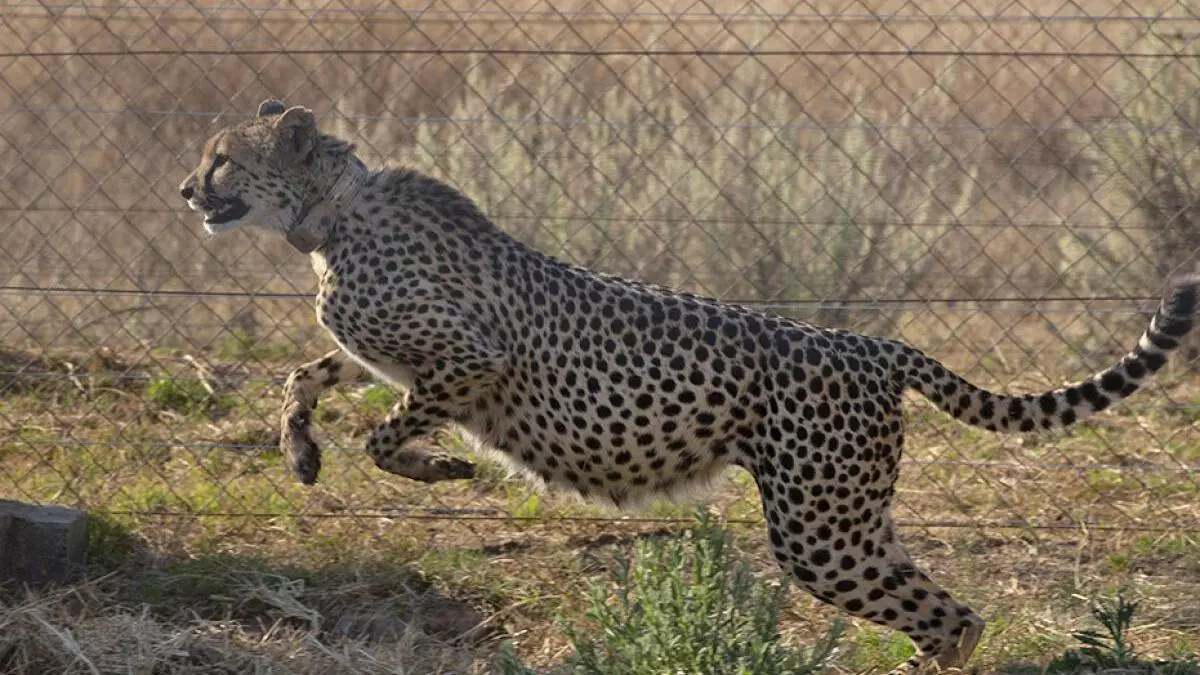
[1,0,1200,535]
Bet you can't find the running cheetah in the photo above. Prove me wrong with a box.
[179,98,1199,673]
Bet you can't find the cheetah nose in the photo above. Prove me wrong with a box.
[180,185,194,201]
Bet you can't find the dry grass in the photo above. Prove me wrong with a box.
[0,572,484,674]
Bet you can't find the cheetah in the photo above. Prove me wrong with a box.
[180,99,1199,673]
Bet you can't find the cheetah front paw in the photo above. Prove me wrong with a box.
[280,405,321,485]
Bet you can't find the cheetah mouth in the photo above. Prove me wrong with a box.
[202,198,250,232]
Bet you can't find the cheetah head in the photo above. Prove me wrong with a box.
[179,99,325,237]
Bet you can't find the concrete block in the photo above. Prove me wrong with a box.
[0,499,87,586]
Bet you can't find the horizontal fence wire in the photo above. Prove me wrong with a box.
[0,1,1199,535]
[10,105,1200,137]
[0,284,1170,304]
[3,4,1198,21]
[88,509,1200,533]
[10,48,1200,58]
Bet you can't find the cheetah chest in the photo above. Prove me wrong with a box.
[311,255,418,391]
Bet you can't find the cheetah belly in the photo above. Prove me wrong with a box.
[333,337,417,392]
[454,354,743,506]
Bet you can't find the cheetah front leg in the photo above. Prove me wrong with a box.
[280,350,371,484]
[365,344,506,483]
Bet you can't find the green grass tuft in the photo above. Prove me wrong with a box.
[145,375,235,416]
[361,384,401,412]
[214,329,293,362]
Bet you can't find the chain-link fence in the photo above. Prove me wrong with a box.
[2,1,1199,538]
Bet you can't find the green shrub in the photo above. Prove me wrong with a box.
[84,511,140,571]
[1046,592,1200,675]
[496,514,842,674]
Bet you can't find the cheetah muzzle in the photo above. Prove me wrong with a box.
[200,196,250,228]
[181,98,1200,675]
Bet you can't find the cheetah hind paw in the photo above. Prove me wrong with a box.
[423,453,476,482]
[373,448,476,483]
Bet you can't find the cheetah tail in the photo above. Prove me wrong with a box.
[904,275,1200,433]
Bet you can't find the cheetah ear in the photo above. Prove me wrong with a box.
[273,105,317,159]
[256,99,286,118]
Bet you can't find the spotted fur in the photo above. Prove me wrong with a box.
[180,99,1200,673]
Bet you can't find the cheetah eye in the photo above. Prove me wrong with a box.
[212,153,230,169]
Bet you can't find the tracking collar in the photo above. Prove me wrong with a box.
[286,158,368,254]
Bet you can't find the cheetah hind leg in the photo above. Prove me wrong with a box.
[363,339,507,483]
[365,399,477,483]
[762,511,984,674]
[887,616,984,674]
[373,445,476,483]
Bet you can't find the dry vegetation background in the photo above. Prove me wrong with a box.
[1,1,1200,672]
[2,0,1198,349]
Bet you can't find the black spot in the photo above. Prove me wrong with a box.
[1159,317,1193,337]
[978,398,994,419]
[1007,398,1024,421]
[793,566,817,583]
[1125,358,1146,379]
[1150,333,1179,350]
[1140,350,1167,372]
[1037,393,1058,415]
[1098,371,1125,393]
